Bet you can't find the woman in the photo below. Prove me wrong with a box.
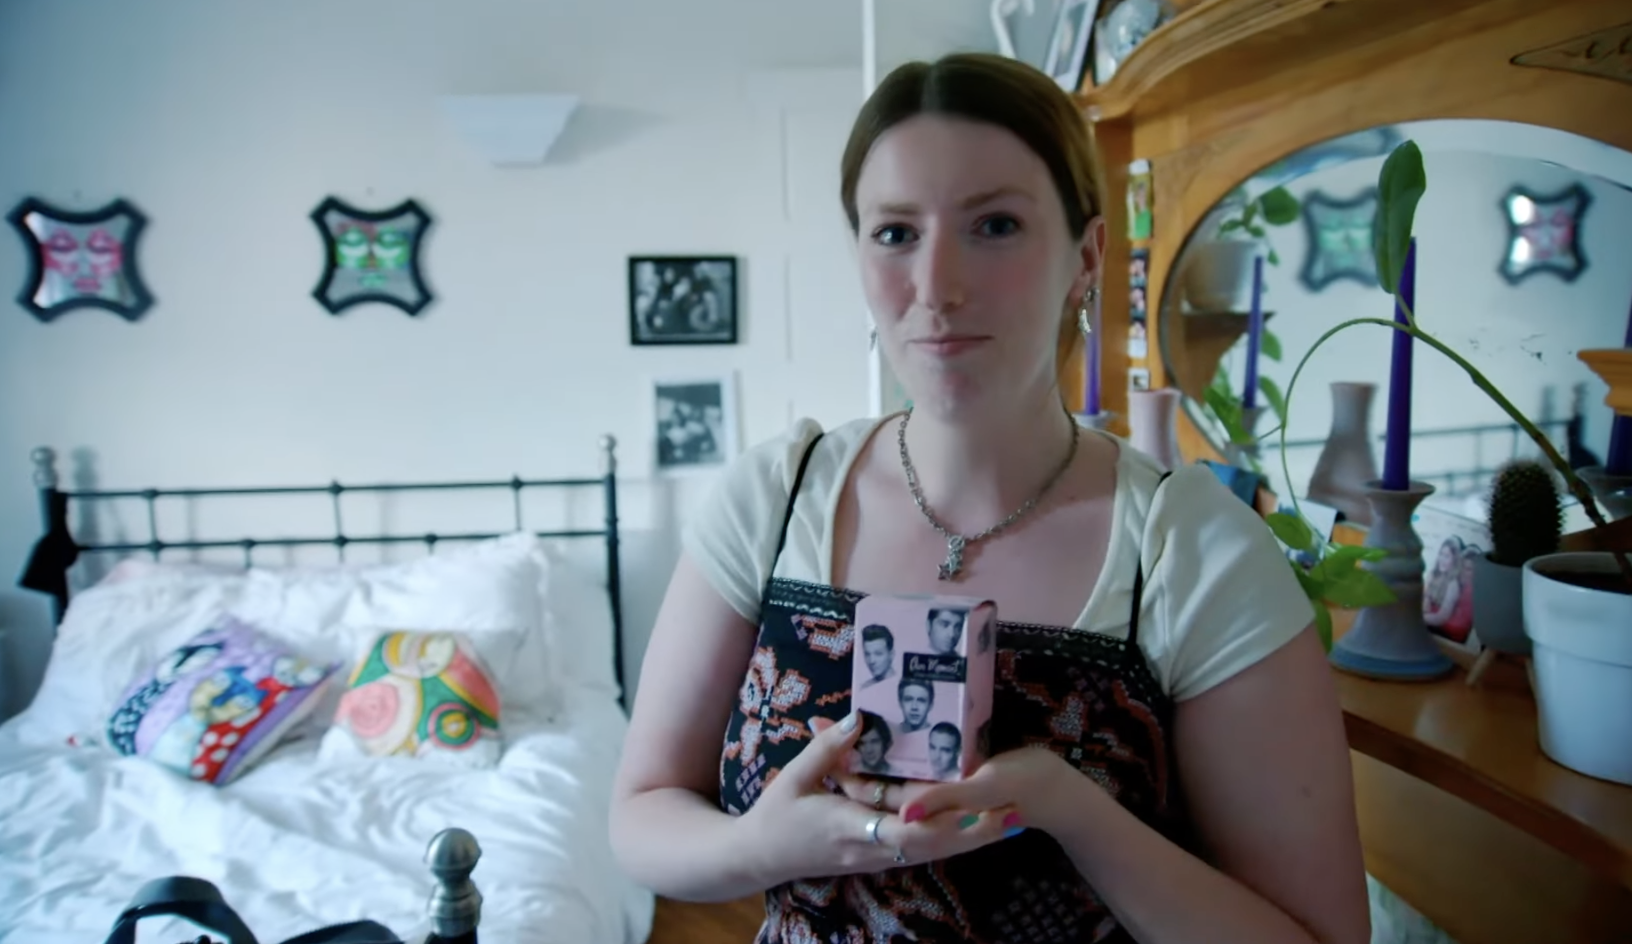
[610,52,1370,944]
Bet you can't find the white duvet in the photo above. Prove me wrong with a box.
[0,685,655,944]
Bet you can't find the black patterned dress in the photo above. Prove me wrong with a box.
[717,437,1195,944]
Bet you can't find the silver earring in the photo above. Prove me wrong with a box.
[869,327,878,350]
[1077,294,1095,338]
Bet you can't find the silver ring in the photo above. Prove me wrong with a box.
[870,782,887,810]
[864,813,885,845]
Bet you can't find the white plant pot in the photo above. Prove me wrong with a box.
[1522,553,1632,786]
[1180,240,1258,312]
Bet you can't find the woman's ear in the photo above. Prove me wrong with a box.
[1073,216,1108,297]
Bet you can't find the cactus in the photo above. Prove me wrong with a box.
[1487,459,1564,568]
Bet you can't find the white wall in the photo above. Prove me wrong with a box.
[1197,124,1632,516]
[0,0,997,718]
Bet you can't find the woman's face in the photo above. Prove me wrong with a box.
[853,114,1098,417]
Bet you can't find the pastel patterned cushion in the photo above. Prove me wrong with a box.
[322,630,503,768]
[106,619,338,785]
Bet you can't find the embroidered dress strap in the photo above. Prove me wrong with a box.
[769,432,826,570]
[1126,470,1174,647]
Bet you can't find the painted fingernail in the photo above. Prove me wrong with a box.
[958,814,980,829]
[903,804,925,824]
[1003,826,1027,839]
[840,711,859,733]
[1002,812,1022,830]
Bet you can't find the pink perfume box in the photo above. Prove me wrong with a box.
[847,593,996,783]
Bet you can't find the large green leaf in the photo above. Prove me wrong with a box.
[1321,562,1398,609]
[1313,605,1334,653]
[1267,512,1317,553]
[1204,383,1251,445]
[1261,328,1283,362]
[1258,375,1287,424]
[1259,186,1301,226]
[1373,141,1427,295]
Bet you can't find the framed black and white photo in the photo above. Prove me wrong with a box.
[629,255,738,345]
[653,375,740,474]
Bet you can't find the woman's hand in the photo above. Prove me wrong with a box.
[738,711,1021,883]
[890,745,1084,838]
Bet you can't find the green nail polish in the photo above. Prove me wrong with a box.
[959,814,980,829]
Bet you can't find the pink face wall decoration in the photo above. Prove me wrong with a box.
[7,197,155,322]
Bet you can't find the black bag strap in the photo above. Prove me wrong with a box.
[769,431,826,570]
[103,876,403,944]
[103,877,260,944]
[280,920,402,943]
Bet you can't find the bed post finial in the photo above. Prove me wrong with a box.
[424,827,482,941]
[31,446,59,490]
[599,434,618,476]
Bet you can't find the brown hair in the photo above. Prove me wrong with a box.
[838,53,1107,391]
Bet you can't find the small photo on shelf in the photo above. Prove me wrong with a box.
[1412,505,1490,654]
[1128,367,1150,391]
[1043,0,1103,92]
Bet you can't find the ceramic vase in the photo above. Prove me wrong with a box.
[1128,388,1183,471]
[1308,381,1380,526]
[1328,480,1455,681]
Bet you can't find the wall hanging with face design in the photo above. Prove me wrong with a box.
[309,196,433,316]
[7,197,155,323]
[1498,182,1591,285]
[1297,188,1380,293]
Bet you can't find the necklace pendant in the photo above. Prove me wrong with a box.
[938,534,967,581]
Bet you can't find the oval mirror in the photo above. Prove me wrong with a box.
[1159,118,1632,528]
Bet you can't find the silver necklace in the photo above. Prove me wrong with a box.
[897,406,1080,581]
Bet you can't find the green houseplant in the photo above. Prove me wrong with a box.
[1263,138,1632,656]
[1179,185,1302,312]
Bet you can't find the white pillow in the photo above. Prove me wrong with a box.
[18,534,561,745]
[18,570,248,746]
[336,533,559,719]
[532,541,621,701]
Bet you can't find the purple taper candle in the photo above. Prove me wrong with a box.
[1381,238,1417,491]
[1086,289,1102,416]
[1241,255,1265,409]
[1606,291,1632,475]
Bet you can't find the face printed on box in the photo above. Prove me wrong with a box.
[898,680,934,732]
[927,608,966,655]
[855,716,894,774]
[859,624,896,686]
[928,723,961,776]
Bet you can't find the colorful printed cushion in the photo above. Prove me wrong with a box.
[322,630,503,768]
[106,618,338,785]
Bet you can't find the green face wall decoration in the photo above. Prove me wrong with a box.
[1298,188,1381,292]
[310,197,433,316]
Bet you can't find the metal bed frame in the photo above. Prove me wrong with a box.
[17,435,629,709]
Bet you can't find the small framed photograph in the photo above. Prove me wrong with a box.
[1128,367,1151,391]
[1043,0,1102,92]
[654,375,740,474]
[629,256,738,345]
